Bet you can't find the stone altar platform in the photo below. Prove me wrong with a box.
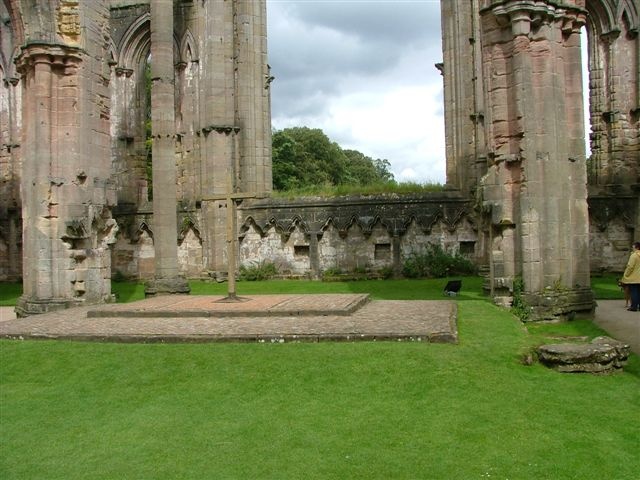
[86,294,370,318]
[0,295,457,344]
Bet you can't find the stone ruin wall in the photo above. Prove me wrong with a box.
[238,194,481,278]
[586,2,640,186]
[0,0,637,319]
[0,194,633,284]
[103,195,634,282]
[106,0,271,279]
[442,0,638,315]
[0,0,22,282]
[589,194,639,272]
[108,193,482,281]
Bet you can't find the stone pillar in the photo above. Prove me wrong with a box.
[585,13,639,189]
[145,0,189,295]
[15,38,117,315]
[0,73,22,281]
[308,231,320,279]
[195,0,271,276]
[197,0,236,275]
[479,0,594,320]
[26,52,54,299]
[440,0,485,195]
[234,0,272,196]
[392,234,402,278]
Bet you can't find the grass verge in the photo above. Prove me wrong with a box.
[1,275,623,306]
[0,277,638,479]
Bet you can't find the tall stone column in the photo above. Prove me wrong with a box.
[146,0,189,295]
[440,0,486,195]
[195,0,271,276]
[15,37,117,316]
[479,0,594,320]
[197,0,236,276]
[234,0,272,195]
[18,50,56,306]
[1,73,22,281]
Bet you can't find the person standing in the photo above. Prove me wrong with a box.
[621,242,640,311]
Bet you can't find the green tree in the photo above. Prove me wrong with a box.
[343,150,394,185]
[272,127,395,191]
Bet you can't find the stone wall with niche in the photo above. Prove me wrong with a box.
[78,190,640,282]
[238,193,480,278]
[107,192,479,280]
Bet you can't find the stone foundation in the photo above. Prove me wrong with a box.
[144,276,191,297]
[538,336,630,373]
[523,287,595,322]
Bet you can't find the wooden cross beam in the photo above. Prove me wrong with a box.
[201,173,258,302]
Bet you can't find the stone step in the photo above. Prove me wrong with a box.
[87,294,370,319]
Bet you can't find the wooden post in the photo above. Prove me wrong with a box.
[225,172,238,300]
[202,173,258,302]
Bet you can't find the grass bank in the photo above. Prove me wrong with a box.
[0,275,624,306]
[1,275,638,479]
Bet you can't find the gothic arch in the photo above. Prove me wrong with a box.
[1,1,23,46]
[0,0,20,80]
[585,0,638,36]
[180,29,199,64]
[583,0,639,186]
[3,0,58,45]
[118,13,151,71]
[118,12,181,71]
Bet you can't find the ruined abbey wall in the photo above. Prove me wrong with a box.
[0,0,637,320]
[441,0,638,317]
[109,193,479,281]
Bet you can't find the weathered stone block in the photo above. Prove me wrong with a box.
[538,336,630,374]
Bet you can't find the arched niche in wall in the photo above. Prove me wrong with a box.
[583,0,639,187]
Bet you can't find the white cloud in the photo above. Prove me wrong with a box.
[268,0,446,183]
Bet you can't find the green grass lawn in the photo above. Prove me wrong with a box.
[108,276,487,303]
[0,282,21,306]
[1,276,638,479]
[0,275,624,306]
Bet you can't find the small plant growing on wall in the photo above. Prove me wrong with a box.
[511,277,530,321]
[239,261,278,281]
[322,266,343,279]
[378,266,394,279]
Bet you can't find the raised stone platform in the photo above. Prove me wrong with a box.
[538,336,630,374]
[87,294,370,318]
[0,295,458,344]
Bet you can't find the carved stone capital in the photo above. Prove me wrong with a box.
[484,1,586,36]
[600,28,621,44]
[2,76,19,87]
[15,42,83,75]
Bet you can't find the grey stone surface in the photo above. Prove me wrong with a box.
[143,276,191,297]
[538,336,630,374]
[0,297,458,344]
[592,301,640,355]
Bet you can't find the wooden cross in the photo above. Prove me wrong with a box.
[201,173,257,302]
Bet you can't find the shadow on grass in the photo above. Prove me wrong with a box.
[112,281,146,303]
[0,282,21,306]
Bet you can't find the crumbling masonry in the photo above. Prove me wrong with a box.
[0,0,638,320]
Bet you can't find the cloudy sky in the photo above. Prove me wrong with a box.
[266,0,446,184]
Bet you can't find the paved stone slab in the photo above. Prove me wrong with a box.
[0,297,457,344]
[593,300,640,355]
[86,294,370,318]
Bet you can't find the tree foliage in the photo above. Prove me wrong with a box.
[272,127,394,191]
